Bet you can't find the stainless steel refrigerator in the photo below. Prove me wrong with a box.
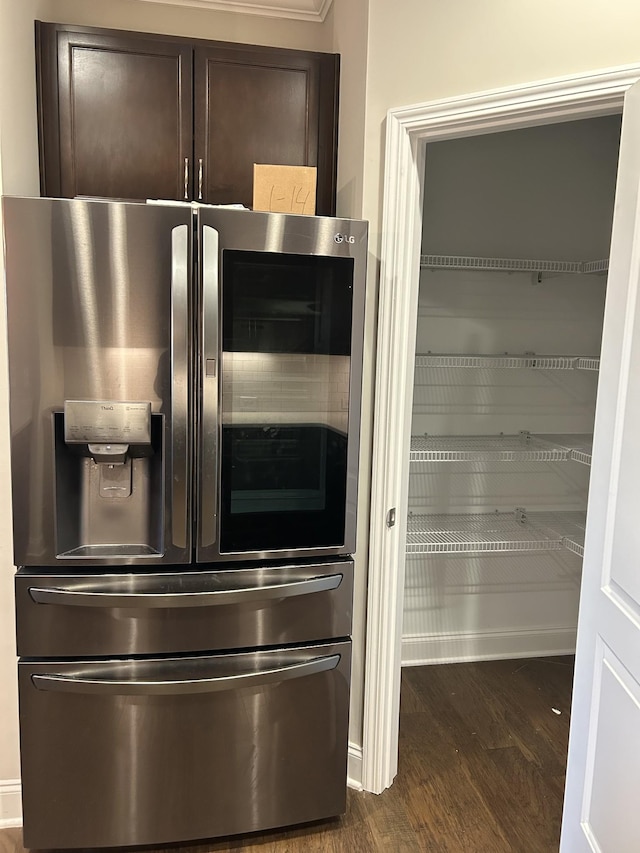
[2,196,367,849]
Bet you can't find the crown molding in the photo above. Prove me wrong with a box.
[133,0,333,22]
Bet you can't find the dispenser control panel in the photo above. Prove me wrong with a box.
[64,401,152,445]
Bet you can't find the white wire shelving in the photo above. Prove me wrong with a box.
[420,254,609,277]
[405,508,586,557]
[409,257,599,561]
[409,433,593,465]
[414,353,600,371]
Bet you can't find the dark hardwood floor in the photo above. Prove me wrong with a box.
[0,656,573,853]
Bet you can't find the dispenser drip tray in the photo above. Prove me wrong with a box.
[57,543,161,558]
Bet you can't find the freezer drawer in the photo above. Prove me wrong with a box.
[18,641,351,849]
[15,560,353,656]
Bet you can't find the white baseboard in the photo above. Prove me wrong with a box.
[0,779,22,828]
[346,741,363,790]
[402,626,577,666]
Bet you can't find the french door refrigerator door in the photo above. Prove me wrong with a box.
[2,197,193,566]
[18,641,351,849]
[197,208,367,563]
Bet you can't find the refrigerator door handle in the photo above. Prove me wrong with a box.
[200,224,220,548]
[171,224,190,551]
[27,573,343,608]
[31,654,341,696]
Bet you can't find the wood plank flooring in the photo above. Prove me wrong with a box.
[0,656,573,853]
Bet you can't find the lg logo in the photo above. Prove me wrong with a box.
[334,233,355,244]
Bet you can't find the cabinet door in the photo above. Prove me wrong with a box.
[36,23,193,201]
[194,42,338,215]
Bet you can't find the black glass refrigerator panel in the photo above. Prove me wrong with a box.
[220,251,354,554]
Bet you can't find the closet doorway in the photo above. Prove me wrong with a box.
[364,66,640,853]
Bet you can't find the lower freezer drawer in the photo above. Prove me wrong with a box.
[18,641,351,849]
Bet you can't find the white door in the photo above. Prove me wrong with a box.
[561,79,640,852]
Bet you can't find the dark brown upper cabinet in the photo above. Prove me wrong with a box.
[36,22,339,214]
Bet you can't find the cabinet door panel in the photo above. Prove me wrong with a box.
[195,44,338,214]
[39,25,193,201]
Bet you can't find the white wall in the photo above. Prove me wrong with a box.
[328,0,368,219]
[421,117,621,260]
[362,0,640,250]
[323,0,370,776]
[0,188,20,824]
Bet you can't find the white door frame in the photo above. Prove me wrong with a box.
[362,64,640,795]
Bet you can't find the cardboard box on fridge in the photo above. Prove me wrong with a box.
[252,164,317,215]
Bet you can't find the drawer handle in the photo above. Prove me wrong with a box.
[28,574,342,609]
[31,654,341,695]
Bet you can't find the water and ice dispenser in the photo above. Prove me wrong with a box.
[54,401,164,558]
